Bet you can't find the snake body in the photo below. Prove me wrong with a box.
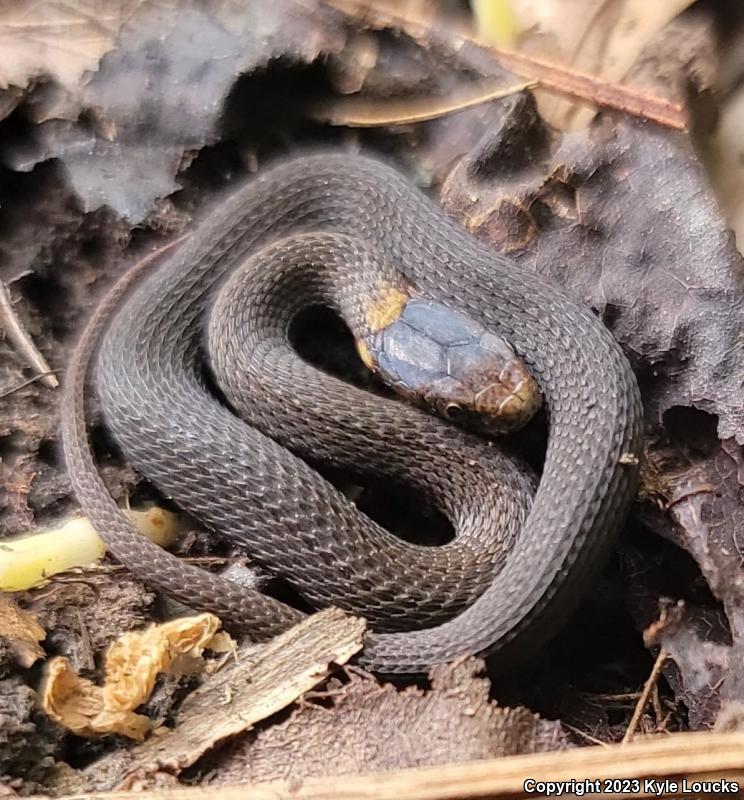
[62,153,642,674]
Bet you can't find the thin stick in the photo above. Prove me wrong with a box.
[562,722,612,748]
[623,649,669,744]
[0,281,59,389]
[0,370,59,398]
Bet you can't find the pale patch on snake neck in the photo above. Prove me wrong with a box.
[358,282,412,371]
[364,283,410,333]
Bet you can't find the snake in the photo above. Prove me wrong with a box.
[61,153,642,674]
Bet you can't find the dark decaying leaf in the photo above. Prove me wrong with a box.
[622,541,732,729]
[0,0,347,223]
[23,573,157,673]
[439,92,744,727]
[196,657,567,786]
[442,94,744,443]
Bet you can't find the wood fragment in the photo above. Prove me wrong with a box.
[326,0,686,130]
[34,731,744,799]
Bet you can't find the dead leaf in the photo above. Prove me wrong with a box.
[638,595,730,729]
[441,94,744,445]
[329,0,688,130]
[632,417,744,725]
[641,422,744,623]
[0,595,45,668]
[439,92,744,729]
[40,613,223,741]
[200,657,568,785]
[710,82,744,251]
[0,1,145,92]
[313,78,536,126]
[41,657,152,741]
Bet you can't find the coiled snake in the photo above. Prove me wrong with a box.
[62,154,642,674]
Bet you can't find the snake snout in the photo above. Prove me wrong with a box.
[359,296,542,433]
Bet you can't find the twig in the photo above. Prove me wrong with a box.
[0,281,58,389]
[0,370,59,399]
[562,722,612,748]
[623,649,669,744]
[591,692,642,702]
[490,49,684,129]
[652,682,664,728]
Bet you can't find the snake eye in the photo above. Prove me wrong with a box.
[444,402,463,419]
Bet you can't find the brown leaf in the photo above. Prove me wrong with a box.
[634,420,744,725]
[0,1,146,92]
[441,94,744,444]
[641,419,744,620]
[54,609,365,794]
[199,657,568,785]
[40,614,223,741]
[0,595,45,668]
[711,82,744,250]
[507,0,699,129]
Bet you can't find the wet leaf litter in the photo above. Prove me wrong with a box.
[1,0,744,796]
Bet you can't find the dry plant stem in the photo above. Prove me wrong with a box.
[0,280,58,389]
[0,371,58,398]
[593,692,642,701]
[38,731,744,800]
[623,649,669,744]
[652,684,663,727]
[488,49,684,130]
[561,722,611,748]
[313,79,536,126]
[326,0,686,130]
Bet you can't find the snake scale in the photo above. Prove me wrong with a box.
[62,153,642,674]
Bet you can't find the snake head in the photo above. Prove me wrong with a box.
[357,297,542,434]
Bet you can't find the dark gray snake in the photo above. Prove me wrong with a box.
[62,153,642,674]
